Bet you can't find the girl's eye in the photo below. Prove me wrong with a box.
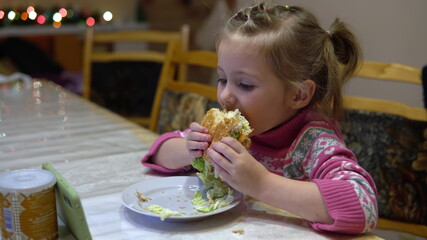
[218,78,227,85]
[239,82,254,91]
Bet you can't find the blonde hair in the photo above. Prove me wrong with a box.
[217,2,362,120]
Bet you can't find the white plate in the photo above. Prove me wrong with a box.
[121,176,242,222]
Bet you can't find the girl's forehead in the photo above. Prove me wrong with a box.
[218,36,264,60]
[218,40,285,85]
[220,34,263,48]
[218,41,262,68]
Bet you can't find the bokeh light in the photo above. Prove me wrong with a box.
[53,12,62,22]
[67,9,74,18]
[7,11,16,20]
[1,6,113,27]
[53,21,61,28]
[21,12,28,21]
[36,15,46,24]
[59,8,67,17]
[103,11,113,21]
[26,6,35,13]
[28,11,37,20]
[86,17,95,26]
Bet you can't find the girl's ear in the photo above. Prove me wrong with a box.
[291,79,316,109]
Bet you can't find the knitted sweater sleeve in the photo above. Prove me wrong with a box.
[141,129,192,173]
[296,125,378,234]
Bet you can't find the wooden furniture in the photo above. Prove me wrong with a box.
[148,40,218,132]
[82,25,189,126]
[344,61,425,121]
[0,23,149,73]
[342,61,427,237]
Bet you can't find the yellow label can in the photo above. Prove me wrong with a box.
[0,169,57,240]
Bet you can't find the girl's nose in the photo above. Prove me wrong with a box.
[218,85,236,110]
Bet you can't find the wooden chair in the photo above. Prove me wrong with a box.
[344,61,425,121]
[342,61,427,237]
[148,40,219,133]
[82,25,189,127]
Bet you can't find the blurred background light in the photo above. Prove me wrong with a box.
[53,12,62,22]
[53,21,61,28]
[21,12,28,21]
[103,11,113,21]
[36,15,46,24]
[86,17,95,26]
[28,11,37,20]
[8,11,16,20]
[59,8,67,17]
[26,6,35,13]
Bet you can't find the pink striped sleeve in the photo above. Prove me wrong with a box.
[308,143,378,234]
[295,121,378,234]
[141,130,192,173]
[310,179,367,234]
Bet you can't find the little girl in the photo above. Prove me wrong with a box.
[142,2,377,234]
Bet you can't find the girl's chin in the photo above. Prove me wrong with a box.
[249,127,264,136]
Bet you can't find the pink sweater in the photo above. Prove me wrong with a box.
[141,109,378,234]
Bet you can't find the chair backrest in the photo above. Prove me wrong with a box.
[82,25,189,126]
[344,61,426,121]
[341,61,427,237]
[148,40,219,133]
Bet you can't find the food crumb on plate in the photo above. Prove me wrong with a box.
[232,229,244,234]
[136,190,152,202]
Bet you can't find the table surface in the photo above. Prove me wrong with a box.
[0,80,383,240]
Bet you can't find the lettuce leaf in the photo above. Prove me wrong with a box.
[192,190,213,213]
[192,189,234,213]
[230,132,240,139]
[147,204,182,221]
[191,157,205,172]
[192,158,234,213]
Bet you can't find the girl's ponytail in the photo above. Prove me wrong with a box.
[329,18,362,84]
[322,18,362,119]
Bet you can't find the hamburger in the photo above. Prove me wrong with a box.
[191,108,252,206]
[199,108,252,160]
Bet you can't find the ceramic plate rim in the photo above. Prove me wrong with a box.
[121,176,241,222]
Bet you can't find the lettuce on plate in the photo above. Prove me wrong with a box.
[191,159,234,213]
[192,189,234,213]
[147,204,182,221]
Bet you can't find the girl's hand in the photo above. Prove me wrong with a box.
[186,122,212,159]
[208,137,269,196]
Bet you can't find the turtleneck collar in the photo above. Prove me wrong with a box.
[250,108,311,150]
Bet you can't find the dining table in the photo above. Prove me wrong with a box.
[0,79,384,240]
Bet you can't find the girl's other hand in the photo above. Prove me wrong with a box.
[208,137,269,197]
[186,122,212,159]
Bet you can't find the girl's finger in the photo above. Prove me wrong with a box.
[220,137,246,153]
[211,160,229,181]
[188,149,203,158]
[187,141,209,151]
[189,122,209,133]
[210,141,238,163]
[188,132,211,142]
[207,147,231,172]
